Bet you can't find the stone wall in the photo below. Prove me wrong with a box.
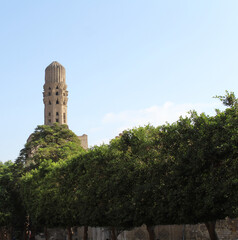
[36,218,238,240]
[78,218,238,240]
[78,134,88,150]
[184,218,238,240]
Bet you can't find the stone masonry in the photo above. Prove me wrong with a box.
[43,61,88,149]
[43,61,68,125]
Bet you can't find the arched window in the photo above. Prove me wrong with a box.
[49,87,51,90]
[56,119,59,122]
[56,112,59,116]
[56,99,59,104]
[48,112,51,116]
[63,113,66,123]
[48,92,51,96]
[56,86,59,89]
[56,92,59,96]
[49,101,51,105]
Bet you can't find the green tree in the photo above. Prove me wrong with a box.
[55,143,133,240]
[19,124,85,239]
[0,161,25,240]
[113,127,169,240]
[71,126,166,240]
[21,159,82,240]
[156,92,238,240]
[64,141,138,240]
[19,92,238,240]
[17,124,84,167]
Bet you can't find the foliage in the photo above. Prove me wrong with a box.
[110,126,168,227]
[77,143,136,229]
[214,90,238,107]
[19,124,86,235]
[21,159,80,229]
[17,123,84,167]
[0,161,25,238]
[154,92,238,240]
[17,91,238,240]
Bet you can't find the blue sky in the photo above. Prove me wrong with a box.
[1,1,238,162]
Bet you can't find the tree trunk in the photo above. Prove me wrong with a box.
[23,226,27,240]
[110,227,117,240]
[146,225,155,240]
[83,226,88,240]
[7,226,12,240]
[25,215,30,240]
[205,221,219,240]
[67,227,72,240]
[44,227,48,240]
[23,227,26,240]
[30,227,35,240]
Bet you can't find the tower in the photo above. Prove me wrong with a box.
[43,61,68,125]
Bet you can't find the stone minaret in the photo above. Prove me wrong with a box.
[43,61,68,125]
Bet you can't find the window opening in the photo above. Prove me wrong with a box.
[48,119,51,123]
[56,119,59,122]
[56,99,59,104]
[56,86,59,89]
[48,112,51,116]
[56,92,59,95]
[49,101,51,105]
[48,92,51,96]
[56,112,59,116]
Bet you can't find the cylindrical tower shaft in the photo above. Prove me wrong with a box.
[43,61,68,125]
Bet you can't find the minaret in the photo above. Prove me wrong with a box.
[43,61,68,125]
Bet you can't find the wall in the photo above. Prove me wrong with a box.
[36,218,238,240]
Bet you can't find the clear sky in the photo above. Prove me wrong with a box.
[1,0,238,162]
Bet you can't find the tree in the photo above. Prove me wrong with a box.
[156,92,238,240]
[62,139,141,240]
[0,161,25,240]
[19,124,86,239]
[17,124,84,168]
[19,92,238,240]
[112,127,169,240]
[21,159,82,240]
[71,126,166,240]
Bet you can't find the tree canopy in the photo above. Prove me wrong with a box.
[17,124,84,167]
[0,161,25,240]
[2,92,238,240]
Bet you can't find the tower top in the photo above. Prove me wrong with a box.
[46,61,64,68]
[45,61,66,83]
